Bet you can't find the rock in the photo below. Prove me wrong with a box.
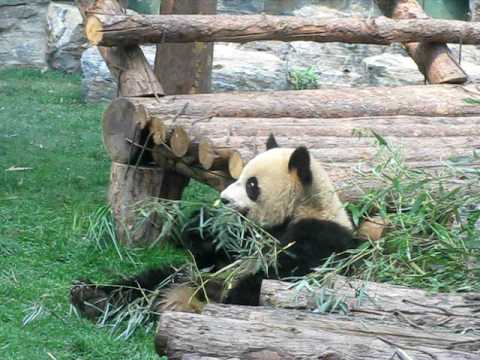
[47,2,88,73]
[80,47,115,103]
[218,0,264,14]
[286,41,384,88]
[81,43,288,102]
[80,45,157,103]
[448,44,480,83]
[212,43,288,92]
[362,53,424,86]
[0,0,50,69]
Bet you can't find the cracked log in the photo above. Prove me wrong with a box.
[260,277,480,334]
[86,14,480,47]
[155,306,479,359]
[376,0,467,84]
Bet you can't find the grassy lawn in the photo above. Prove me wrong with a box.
[1,68,479,359]
[0,69,208,359]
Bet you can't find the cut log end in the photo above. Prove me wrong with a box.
[151,117,167,145]
[103,98,144,163]
[85,16,104,45]
[171,127,191,157]
[198,139,216,170]
[228,151,243,179]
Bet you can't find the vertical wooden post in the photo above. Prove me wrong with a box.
[154,0,218,200]
[154,0,217,95]
[77,0,165,246]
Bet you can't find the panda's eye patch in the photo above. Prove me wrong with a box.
[245,177,260,201]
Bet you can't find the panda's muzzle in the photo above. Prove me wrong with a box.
[220,197,249,217]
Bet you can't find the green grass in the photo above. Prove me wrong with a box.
[2,68,479,358]
[0,69,211,359]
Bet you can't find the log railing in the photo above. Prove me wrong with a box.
[86,14,480,46]
[102,85,480,200]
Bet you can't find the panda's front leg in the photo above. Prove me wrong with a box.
[70,266,178,320]
[224,273,264,306]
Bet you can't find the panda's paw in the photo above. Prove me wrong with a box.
[158,286,204,314]
[70,280,109,320]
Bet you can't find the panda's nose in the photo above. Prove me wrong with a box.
[220,197,230,206]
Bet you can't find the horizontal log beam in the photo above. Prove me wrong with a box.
[107,85,480,120]
[260,278,480,333]
[156,308,479,359]
[86,14,480,46]
[103,86,480,198]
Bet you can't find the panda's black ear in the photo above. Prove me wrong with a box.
[288,147,313,186]
[266,133,279,150]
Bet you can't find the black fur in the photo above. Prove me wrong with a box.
[276,219,357,276]
[288,147,313,185]
[245,176,260,201]
[70,266,177,320]
[225,219,357,305]
[266,133,279,150]
[71,212,357,316]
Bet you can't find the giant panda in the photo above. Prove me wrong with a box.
[70,135,357,317]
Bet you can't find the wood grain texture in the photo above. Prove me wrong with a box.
[77,0,164,97]
[109,85,480,120]
[376,0,467,84]
[103,88,480,199]
[155,309,480,359]
[108,162,164,246]
[86,14,480,47]
[154,0,217,95]
[260,277,480,334]
[151,0,217,212]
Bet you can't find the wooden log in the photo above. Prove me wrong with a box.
[170,126,191,157]
[102,97,149,163]
[174,163,232,192]
[155,309,479,359]
[77,0,164,97]
[376,0,467,84]
[152,0,217,211]
[78,2,163,247]
[104,90,480,199]
[107,85,480,121]
[198,139,244,179]
[154,0,216,95]
[202,304,480,349]
[260,277,480,334]
[86,14,480,47]
[108,162,164,246]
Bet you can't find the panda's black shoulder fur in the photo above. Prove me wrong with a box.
[224,218,357,306]
[273,218,357,277]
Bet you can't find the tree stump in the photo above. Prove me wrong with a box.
[109,162,165,246]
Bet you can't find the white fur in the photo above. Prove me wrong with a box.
[221,148,352,230]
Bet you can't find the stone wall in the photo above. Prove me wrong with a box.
[2,0,480,103]
[47,2,88,73]
[0,0,50,69]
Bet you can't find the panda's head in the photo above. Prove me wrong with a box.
[220,135,317,227]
